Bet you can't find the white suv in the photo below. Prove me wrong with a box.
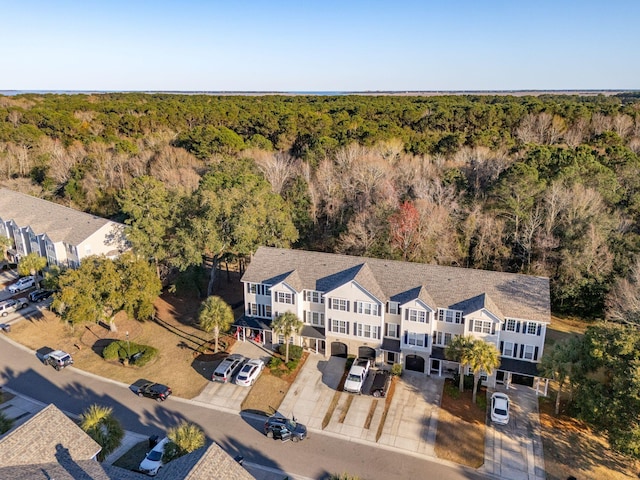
[0,298,28,317]
[7,276,35,294]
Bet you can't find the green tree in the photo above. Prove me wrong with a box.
[163,421,205,463]
[461,339,501,404]
[79,404,124,462]
[271,312,303,363]
[0,411,14,434]
[539,336,583,415]
[198,296,234,353]
[117,176,175,280]
[116,253,162,320]
[445,335,475,392]
[17,252,47,288]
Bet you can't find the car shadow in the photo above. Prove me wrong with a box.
[191,351,227,381]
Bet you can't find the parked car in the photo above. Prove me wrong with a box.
[0,297,28,316]
[212,354,246,383]
[264,415,307,442]
[235,358,265,387]
[370,370,391,398]
[139,436,169,476]
[491,392,510,425]
[43,350,73,370]
[7,276,35,294]
[135,382,172,402]
[28,289,54,303]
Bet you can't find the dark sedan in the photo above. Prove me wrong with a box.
[28,289,55,303]
[135,382,172,402]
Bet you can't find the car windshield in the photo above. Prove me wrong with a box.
[286,420,297,430]
[494,407,508,416]
[347,374,360,382]
[147,450,162,461]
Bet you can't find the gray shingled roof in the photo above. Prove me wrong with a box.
[0,404,101,468]
[0,188,121,245]
[160,442,254,480]
[450,293,505,320]
[242,247,551,323]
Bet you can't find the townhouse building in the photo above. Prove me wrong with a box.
[0,188,127,267]
[238,246,551,392]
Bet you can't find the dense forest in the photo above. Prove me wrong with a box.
[1,92,640,319]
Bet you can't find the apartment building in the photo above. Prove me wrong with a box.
[238,246,551,390]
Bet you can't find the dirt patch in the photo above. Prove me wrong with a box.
[240,352,309,416]
[539,394,640,480]
[434,379,485,468]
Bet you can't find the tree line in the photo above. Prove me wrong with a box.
[1,92,640,318]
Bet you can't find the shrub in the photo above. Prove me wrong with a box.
[102,340,158,367]
[391,363,403,377]
[286,360,299,371]
[453,373,474,390]
[444,380,460,399]
[276,344,303,361]
[268,357,283,370]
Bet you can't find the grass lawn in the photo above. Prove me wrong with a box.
[434,379,486,468]
[112,440,149,471]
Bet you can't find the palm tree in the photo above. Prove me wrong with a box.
[17,252,47,288]
[0,411,14,434]
[79,404,124,462]
[540,336,582,415]
[0,235,12,263]
[462,339,501,404]
[198,296,234,352]
[163,421,205,463]
[445,335,475,392]
[271,312,303,363]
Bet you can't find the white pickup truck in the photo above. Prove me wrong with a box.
[344,357,371,394]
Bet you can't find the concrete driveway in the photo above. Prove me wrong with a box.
[482,384,546,480]
[278,355,443,457]
[192,339,273,412]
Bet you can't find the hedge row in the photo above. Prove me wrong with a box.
[102,340,158,367]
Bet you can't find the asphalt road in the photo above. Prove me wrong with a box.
[0,336,488,480]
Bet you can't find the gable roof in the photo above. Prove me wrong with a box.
[242,247,551,323]
[450,293,505,320]
[0,404,101,468]
[0,188,121,245]
[161,442,254,480]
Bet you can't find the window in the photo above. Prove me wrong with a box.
[276,292,294,304]
[505,319,516,332]
[526,322,538,335]
[277,334,294,345]
[444,333,452,346]
[304,290,324,304]
[355,323,380,339]
[247,283,257,294]
[386,352,397,365]
[388,302,399,315]
[248,303,258,316]
[523,345,534,360]
[386,323,400,338]
[305,311,325,327]
[438,309,462,324]
[332,319,348,334]
[330,298,348,311]
[265,305,272,318]
[434,331,443,345]
[356,301,379,316]
[503,342,514,357]
[408,309,427,323]
[262,285,271,296]
[472,320,492,334]
[406,332,425,347]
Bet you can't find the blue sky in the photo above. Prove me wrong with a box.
[2,0,638,91]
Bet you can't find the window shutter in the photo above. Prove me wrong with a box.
[327,319,332,332]
[502,321,506,331]
[519,344,525,358]
[353,322,358,336]
[461,316,465,325]
[522,321,527,334]
[468,319,474,331]
[513,344,518,357]
[376,326,381,339]
[346,322,350,335]
[303,311,306,322]
[424,334,429,347]
[534,346,539,361]
[516,321,521,333]
[405,309,409,321]
[537,324,542,336]
[500,341,504,354]
[346,301,350,312]
[404,331,408,344]
[386,302,389,314]
[491,323,496,335]
[303,291,307,301]
[292,294,295,305]
[378,304,382,316]
[432,332,437,343]
[328,299,332,310]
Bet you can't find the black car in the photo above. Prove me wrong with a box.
[28,289,54,303]
[135,382,172,402]
[370,370,391,398]
[264,415,307,442]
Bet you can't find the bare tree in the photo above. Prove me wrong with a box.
[516,113,565,145]
[564,118,588,147]
[590,113,612,136]
[612,114,634,139]
[252,150,298,195]
[606,256,640,325]
[337,210,385,256]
